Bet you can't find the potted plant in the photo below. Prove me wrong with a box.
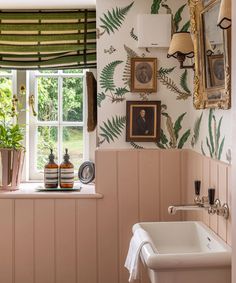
[0,85,25,191]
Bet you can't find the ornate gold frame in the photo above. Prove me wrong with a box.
[188,0,231,109]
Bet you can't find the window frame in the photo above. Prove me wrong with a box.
[27,70,89,181]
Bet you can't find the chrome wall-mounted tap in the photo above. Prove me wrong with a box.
[168,181,229,219]
[208,188,229,219]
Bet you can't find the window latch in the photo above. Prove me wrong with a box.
[29,95,37,117]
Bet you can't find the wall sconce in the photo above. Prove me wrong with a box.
[205,37,214,56]
[167,32,194,70]
[217,0,231,29]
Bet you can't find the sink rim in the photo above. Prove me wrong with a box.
[133,221,231,270]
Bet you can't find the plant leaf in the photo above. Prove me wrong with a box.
[100,60,123,92]
[201,141,206,156]
[218,137,225,160]
[180,70,191,94]
[158,67,176,76]
[216,116,223,154]
[130,142,144,149]
[97,92,106,107]
[206,137,213,158]
[151,0,162,14]
[100,2,134,34]
[191,112,203,147]
[130,28,138,41]
[174,112,186,140]
[181,20,190,32]
[114,87,129,96]
[178,129,191,149]
[99,115,126,143]
[173,4,186,32]
[208,109,214,155]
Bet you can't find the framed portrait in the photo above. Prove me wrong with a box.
[208,54,225,88]
[131,57,157,93]
[126,101,161,142]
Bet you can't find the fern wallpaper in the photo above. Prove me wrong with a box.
[96,0,232,163]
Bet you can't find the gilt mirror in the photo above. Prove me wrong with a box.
[189,0,231,109]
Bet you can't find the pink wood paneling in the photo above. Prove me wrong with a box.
[0,148,231,283]
[184,151,203,221]
[0,200,13,283]
[218,163,227,241]
[202,157,210,226]
[55,200,76,283]
[96,150,119,283]
[227,167,232,246]
[160,150,182,221]
[15,200,34,283]
[117,151,139,283]
[34,200,55,283]
[77,200,97,283]
[139,150,160,222]
[209,160,219,233]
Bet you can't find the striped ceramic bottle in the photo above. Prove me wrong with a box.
[59,148,74,188]
[44,149,59,188]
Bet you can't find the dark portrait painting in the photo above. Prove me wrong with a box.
[131,57,157,93]
[126,101,161,142]
[208,54,225,87]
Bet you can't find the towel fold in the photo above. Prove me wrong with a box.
[125,227,155,282]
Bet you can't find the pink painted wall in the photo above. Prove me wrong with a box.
[96,149,231,283]
[0,149,231,283]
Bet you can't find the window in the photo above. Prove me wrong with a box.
[0,70,17,102]
[28,69,88,180]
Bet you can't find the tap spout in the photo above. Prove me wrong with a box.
[168,204,207,215]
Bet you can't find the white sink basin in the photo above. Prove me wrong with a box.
[133,221,231,283]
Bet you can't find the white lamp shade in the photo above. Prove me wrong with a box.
[217,0,231,29]
[167,32,194,59]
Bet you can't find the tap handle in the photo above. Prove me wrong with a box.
[194,180,201,196]
[208,188,215,206]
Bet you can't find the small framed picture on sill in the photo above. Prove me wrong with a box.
[131,57,157,93]
[126,101,161,142]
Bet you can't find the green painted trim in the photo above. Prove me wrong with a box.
[0,32,96,42]
[0,53,96,67]
[0,11,96,20]
[0,43,96,53]
[0,22,96,31]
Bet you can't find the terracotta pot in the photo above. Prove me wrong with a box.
[0,149,25,191]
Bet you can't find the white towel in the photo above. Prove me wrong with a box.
[125,227,155,282]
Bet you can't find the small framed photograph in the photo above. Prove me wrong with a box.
[126,101,161,142]
[131,57,157,93]
[208,54,225,87]
[78,161,95,184]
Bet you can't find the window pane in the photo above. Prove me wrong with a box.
[37,126,58,171]
[63,126,83,170]
[37,77,58,121]
[0,77,12,122]
[63,69,83,74]
[62,77,83,122]
[0,69,12,74]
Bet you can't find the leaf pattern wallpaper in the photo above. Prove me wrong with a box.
[96,0,232,163]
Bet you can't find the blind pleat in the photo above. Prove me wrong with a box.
[0,10,96,69]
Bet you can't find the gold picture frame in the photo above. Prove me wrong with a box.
[188,0,231,109]
[131,57,157,93]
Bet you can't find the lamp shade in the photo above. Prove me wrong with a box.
[167,32,194,59]
[205,37,214,56]
[217,0,231,29]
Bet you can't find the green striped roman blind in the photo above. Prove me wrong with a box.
[0,10,96,69]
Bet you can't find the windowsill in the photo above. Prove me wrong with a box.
[0,182,103,199]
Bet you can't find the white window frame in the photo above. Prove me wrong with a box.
[27,70,89,181]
